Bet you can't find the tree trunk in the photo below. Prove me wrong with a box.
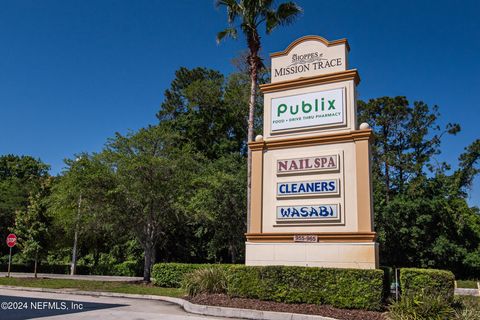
[34,249,38,279]
[71,193,82,275]
[229,243,236,263]
[143,242,154,282]
[385,158,390,203]
[246,39,259,233]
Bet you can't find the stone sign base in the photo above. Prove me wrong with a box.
[245,241,379,269]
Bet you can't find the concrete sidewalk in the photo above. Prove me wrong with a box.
[0,272,142,282]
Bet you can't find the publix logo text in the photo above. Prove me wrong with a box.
[271,88,344,132]
[277,97,336,117]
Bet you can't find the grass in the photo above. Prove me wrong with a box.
[457,280,479,289]
[0,277,184,297]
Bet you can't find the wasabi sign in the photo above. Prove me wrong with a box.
[276,204,339,222]
[271,88,344,132]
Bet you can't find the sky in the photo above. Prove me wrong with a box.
[0,0,479,206]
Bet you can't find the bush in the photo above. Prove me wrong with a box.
[114,261,142,277]
[400,268,455,302]
[452,296,480,320]
[388,293,454,320]
[151,263,234,287]
[227,265,384,311]
[153,263,384,310]
[182,267,228,296]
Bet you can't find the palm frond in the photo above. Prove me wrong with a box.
[266,2,302,33]
[216,27,238,44]
[216,0,242,24]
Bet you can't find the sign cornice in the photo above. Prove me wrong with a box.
[260,69,360,94]
[270,35,350,58]
[248,129,373,151]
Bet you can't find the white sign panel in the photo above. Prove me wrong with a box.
[277,154,338,174]
[276,204,339,221]
[271,88,345,132]
[270,37,348,83]
[277,179,339,198]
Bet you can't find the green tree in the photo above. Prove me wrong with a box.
[156,68,261,263]
[358,97,480,276]
[186,154,247,263]
[0,155,49,258]
[12,177,52,277]
[48,154,115,274]
[157,67,249,158]
[216,0,302,230]
[103,125,201,281]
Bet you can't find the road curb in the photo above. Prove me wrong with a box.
[455,288,480,297]
[0,285,338,320]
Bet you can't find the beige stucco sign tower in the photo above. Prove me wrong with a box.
[246,35,379,269]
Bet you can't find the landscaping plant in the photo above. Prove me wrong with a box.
[182,267,228,297]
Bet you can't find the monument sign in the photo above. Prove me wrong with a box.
[246,35,378,269]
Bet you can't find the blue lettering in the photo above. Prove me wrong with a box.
[315,182,321,192]
[328,181,336,191]
[298,183,306,193]
[300,207,309,217]
[310,207,319,217]
[280,208,290,217]
[319,206,330,217]
[291,208,300,217]
[306,183,315,193]
[321,182,328,190]
[279,184,286,194]
[291,184,297,193]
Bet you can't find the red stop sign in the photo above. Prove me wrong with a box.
[6,234,17,248]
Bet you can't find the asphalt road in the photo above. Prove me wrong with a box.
[0,289,238,320]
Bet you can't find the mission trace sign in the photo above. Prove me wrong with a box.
[246,35,378,269]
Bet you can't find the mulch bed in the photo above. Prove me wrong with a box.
[187,294,387,320]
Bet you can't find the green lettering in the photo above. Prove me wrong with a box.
[328,100,335,110]
[302,100,312,113]
[290,105,299,115]
[277,104,287,117]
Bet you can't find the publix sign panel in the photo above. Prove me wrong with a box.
[271,88,345,132]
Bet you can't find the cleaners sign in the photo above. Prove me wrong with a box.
[277,179,339,198]
[277,204,339,222]
[271,88,344,132]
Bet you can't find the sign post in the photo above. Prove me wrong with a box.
[6,234,17,277]
[246,35,378,269]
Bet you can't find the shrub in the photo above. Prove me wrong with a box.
[400,268,455,303]
[151,263,235,287]
[114,261,142,277]
[182,267,228,296]
[227,265,384,311]
[453,296,480,320]
[388,293,454,320]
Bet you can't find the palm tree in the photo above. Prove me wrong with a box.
[216,0,302,231]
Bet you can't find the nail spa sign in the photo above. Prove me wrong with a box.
[277,155,338,174]
[271,88,345,132]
